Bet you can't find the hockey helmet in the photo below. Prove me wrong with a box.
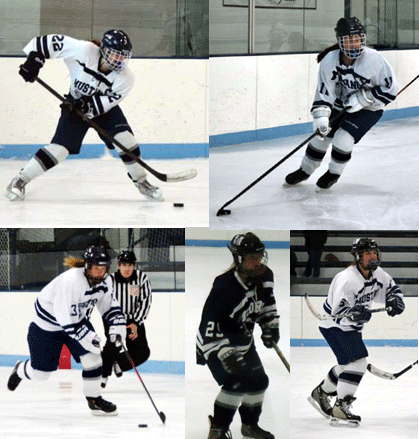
[118,250,137,264]
[228,232,267,276]
[84,245,111,284]
[351,238,381,271]
[100,29,132,71]
[335,17,366,59]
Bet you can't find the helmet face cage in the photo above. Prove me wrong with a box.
[100,30,132,71]
[84,245,111,284]
[228,233,268,276]
[335,17,366,59]
[351,238,381,271]
[118,250,136,264]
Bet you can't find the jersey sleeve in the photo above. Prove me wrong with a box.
[311,56,338,111]
[255,268,280,327]
[323,274,357,326]
[23,34,88,60]
[88,69,135,117]
[96,278,126,328]
[133,271,152,324]
[196,278,235,364]
[368,56,399,108]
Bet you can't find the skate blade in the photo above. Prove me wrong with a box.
[329,417,360,428]
[90,410,118,416]
[307,396,331,419]
[315,186,329,193]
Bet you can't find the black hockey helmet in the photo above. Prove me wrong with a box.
[351,238,381,271]
[335,17,366,59]
[118,250,137,264]
[228,232,268,275]
[84,245,111,285]
[100,29,132,71]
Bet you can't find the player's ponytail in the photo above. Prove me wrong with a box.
[317,43,339,63]
[63,255,85,268]
[88,38,102,47]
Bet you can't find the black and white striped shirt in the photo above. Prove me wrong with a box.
[110,269,152,324]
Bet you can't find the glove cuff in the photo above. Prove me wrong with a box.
[311,106,331,119]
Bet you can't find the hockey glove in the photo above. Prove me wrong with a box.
[386,295,405,317]
[260,323,280,348]
[311,107,331,138]
[344,88,374,113]
[349,304,372,323]
[61,95,92,116]
[19,51,45,83]
[217,346,248,375]
[109,325,127,346]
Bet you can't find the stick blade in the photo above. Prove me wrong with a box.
[367,364,395,380]
[159,411,166,424]
[166,168,197,182]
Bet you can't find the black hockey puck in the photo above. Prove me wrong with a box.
[138,424,148,428]
[173,203,184,207]
[216,208,231,216]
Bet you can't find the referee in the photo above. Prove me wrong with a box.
[101,250,152,388]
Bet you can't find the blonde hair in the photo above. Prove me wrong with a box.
[63,256,85,268]
[88,38,102,47]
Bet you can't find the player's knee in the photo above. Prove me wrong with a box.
[114,131,138,150]
[80,352,102,369]
[241,372,269,393]
[32,369,52,381]
[349,357,368,373]
[333,128,355,153]
[45,143,70,162]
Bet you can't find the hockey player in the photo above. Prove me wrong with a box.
[196,232,279,439]
[285,17,398,190]
[4,30,163,202]
[7,246,127,416]
[308,238,405,427]
[101,250,151,388]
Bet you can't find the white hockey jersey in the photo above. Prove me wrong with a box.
[33,267,126,342]
[319,264,403,332]
[23,35,135,118]
[312,47,398,112]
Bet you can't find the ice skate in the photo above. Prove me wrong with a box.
[284,168,310,186]
[113,362,122,377]
[86,396,118,416]
[7,361,22,391]
[329,396,361,427]
[129,174,164,202]
[241,423,275,439]
[315,170,340,191]
[4,172,30,201]
[307,380,336,419]
[208,415,232,439]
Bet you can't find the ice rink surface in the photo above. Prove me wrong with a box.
[291,346,418,439]
[0,156,208,226]
[210,117,419,230]
[0,368,184,439]
[185,246,290,439]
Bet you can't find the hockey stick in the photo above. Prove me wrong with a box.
[215,110,345,216]
[272,342,290,373]
[304,293,391,321]
[216,73,419,217]
[117,337,166,424]
[367,360,418,380]
[34,77,197,183]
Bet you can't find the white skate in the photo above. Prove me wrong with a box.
[4,172,29,201]
[130,175,164,202]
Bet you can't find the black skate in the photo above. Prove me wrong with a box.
[284,168,310,186]
[315,170,340,191]
[241,424,274,439]
[86,396,118,416]
[208,415,232,439]
[307,380,336,418]
[330,396,361,427]
[7,361,22,391]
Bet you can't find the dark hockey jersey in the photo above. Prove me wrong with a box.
[196,266,279,365]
